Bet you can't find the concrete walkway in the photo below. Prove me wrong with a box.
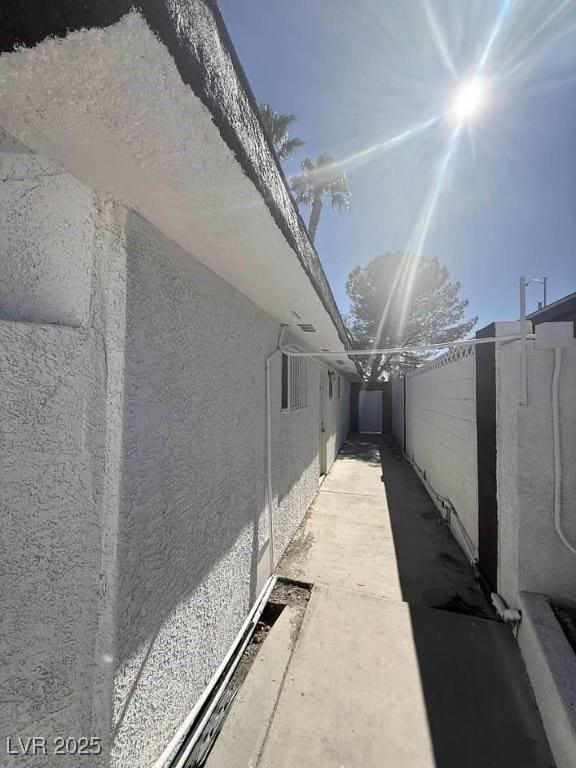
[209,435,554,768]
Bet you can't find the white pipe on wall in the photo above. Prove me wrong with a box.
[519,277,528,406]
[491,592,522,627]
[285,332,535,357]
[265,326,287,572]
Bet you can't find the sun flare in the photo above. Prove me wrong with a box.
[451,78,487,121]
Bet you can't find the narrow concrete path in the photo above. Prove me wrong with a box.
[212,435,554,768]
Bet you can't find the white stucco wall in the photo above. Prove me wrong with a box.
[0,146,127,766]
[0,129,95,327]
[329,375,351,466]
[0,140,351,767]
[405,347,479,555]
[269,360,350,564]
[271,358,321,561]
[112,215,349,766]
[496,339,576,605]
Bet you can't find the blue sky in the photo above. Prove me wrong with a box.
[218,0,576,330]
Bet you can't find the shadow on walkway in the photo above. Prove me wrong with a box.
[342,433,554,768]
[220,432,556,767]
[348,432,492,617]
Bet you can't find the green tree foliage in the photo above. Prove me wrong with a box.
[290,153,351,244]
[258,104,305,160]
[346,252,477,380]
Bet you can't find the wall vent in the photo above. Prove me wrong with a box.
[297,323,317,333]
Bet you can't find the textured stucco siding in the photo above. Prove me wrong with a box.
[0,129,94,326]
[112,215,346,766]
[0,139,348,767]
[271,358,321,562]
[0,138,126,766]
[329,375,351,466]
[405,352,479,553]
[0,323,105,765]
[270,362,350,563]
[113,213,278,766]
[497,341,576,604]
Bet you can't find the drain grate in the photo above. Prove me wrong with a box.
[181,686,237,768]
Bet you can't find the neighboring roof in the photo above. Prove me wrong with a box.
[527,290,576,331]
[0,0,354,369]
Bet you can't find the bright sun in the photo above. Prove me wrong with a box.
[451,78,486,121]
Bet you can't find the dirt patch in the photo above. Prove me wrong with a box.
[277,529,315,575]
[229,579,310,690]
[551,600,576,655]
[182,579,311,767]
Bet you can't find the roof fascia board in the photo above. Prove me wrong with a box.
[0,0,350,349]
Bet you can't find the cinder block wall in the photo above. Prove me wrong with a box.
[403,347,479,557]
[391,377,405,451]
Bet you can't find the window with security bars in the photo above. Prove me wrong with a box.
[281,353,308,411]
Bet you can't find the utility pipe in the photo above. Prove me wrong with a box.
[519,277,528,405]
[491,592,522,628]
[406,452,477,567]
[280,339,341,372]
[552,347,576,556]
[283,332,535,357]
[265,326,287,573]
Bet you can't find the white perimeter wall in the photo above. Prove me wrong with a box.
[391,377,405,451]
[403,347,479,557]
[358,390,383,432]
[0,139,351,767]
[497,340,576,605]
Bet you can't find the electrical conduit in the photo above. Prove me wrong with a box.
[265,326,287,573]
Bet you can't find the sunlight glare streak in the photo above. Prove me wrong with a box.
[397,125,461,335]
[478,0,514,72]
[289,115,442,183]
[423,0,458,78]
[497,0,576,81]
[337,116,440,171]
[368,124,462,367]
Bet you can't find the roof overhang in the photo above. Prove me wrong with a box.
[0,1,357,375]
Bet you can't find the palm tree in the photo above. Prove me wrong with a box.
[258,104,305,160]
[290,153,351,244]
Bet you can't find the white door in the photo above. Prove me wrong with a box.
[359,390,382,433]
